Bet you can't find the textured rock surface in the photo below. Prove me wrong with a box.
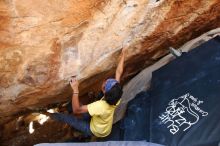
[1,0,220,124]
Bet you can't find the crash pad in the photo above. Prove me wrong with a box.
[35,141,164,146]
[120,36,220,146]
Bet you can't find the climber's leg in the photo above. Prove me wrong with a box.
[81,113,91,121]
[50,113,93,136]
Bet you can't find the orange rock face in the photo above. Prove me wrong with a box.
[0,0,220,123]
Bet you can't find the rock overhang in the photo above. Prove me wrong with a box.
[0,0,220,124]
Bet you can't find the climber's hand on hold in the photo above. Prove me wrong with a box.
[70,76,79,92]
[69,76,87,114]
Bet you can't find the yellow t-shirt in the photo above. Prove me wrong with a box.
[87,99,120,137]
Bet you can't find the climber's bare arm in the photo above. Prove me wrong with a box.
[70,77,88,114]
[115,48,126,82]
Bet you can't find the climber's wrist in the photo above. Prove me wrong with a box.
[73,88,79,93]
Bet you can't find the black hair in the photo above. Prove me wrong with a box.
[96,91,104,101]
[104,83,123,105]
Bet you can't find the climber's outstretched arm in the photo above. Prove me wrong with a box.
[115,48,126,82]
[70,77,88,114]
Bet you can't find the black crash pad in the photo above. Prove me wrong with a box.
[150,36,220,146]
[118,36,220,146]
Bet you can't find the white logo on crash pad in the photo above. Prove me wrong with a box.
[159,93,208,135]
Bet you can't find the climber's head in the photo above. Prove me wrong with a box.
[102,78,123,105]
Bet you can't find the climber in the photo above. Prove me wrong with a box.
[47,47,126,137]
